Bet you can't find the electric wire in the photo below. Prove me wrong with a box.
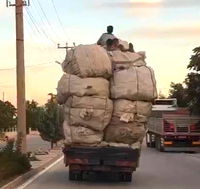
[0,63,55,71]
[50,0,68,38]
[25,7,57,45]
[32,0,63,42]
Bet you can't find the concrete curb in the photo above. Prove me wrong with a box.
[1,153,63,189]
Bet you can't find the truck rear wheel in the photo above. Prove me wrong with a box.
[155,137,164,152]
[69,170,82,181]
[119,172,132,182]
[146,133,155,148]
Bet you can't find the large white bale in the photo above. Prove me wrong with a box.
[113,100,152,120]
[57,74,109,104]
[104,117,146,145]
[109,51,146,70]
[64,96,113,131]
[118,40,129,49]
[62,44,112,78]
[63,121,103,145]
[111,66,157,101]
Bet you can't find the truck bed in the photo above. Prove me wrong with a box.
[63,146,140,182]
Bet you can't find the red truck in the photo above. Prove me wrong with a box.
[146,99,200,152]
[63,146,140,182]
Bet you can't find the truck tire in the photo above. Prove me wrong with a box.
[119,172,132,182]
[155,137,164,152]
[146,133,155,148]
[69,170,82,181]
[146,133,151,147]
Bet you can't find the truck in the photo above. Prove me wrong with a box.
[63,145,140,182]
[146,99,200,152]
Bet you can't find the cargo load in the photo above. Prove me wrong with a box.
[113,100,152,118]
[63,121,103,145]
[105,117,145,145]
[62,44,112,78]
[57,74,109,104]
[111,66,157,101]
[64,96,113,131]
[109,51,146,70]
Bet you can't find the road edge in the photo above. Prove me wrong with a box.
[1,154,63,189]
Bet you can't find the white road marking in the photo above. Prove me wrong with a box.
[17,156,64,189]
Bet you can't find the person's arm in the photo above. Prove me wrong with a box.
[97,34,104,45]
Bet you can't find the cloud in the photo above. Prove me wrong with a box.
[99,0,200,9]
[124,24,200,39]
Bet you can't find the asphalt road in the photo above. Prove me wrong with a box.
[22,145,200,189]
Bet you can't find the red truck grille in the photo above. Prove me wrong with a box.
[176,126,188,133]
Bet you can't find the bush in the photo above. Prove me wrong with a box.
[0,141,31,181]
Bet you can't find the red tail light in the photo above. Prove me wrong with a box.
[190,121,200,132]
[163,120,175,132]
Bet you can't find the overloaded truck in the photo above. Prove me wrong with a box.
[57,44,157,181]
[146,99,200,152]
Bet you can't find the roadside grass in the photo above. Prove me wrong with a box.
[0,140,31,187]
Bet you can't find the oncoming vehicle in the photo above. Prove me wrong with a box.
[146,99,200,152]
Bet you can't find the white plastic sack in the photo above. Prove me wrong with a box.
[113,100,152,118]
[105,117,146,145]
[57,74,109,104]
[111,66,157,101]
[118,40,129,49]
[64,96,113,131]
[63,121,103,145]
[62,44,112,78]
[108,51,146,70]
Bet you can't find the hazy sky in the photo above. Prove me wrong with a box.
[0,0,200,105]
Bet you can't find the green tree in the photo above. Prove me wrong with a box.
[185,47,200,114]
[38,94,64,149]
[26,100,44,134]
[169,82,188,107]
[0,100,16,130]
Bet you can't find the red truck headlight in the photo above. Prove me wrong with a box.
[190,121,200,133]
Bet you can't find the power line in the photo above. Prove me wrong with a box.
[50,0,68,38]
[0,63,54,71]
[25,7,57,45]
[31,0,63,42]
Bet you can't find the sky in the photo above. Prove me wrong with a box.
[0,0,200,105]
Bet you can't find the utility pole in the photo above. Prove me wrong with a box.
[57,42,75,53]
[2,92,5,101]
[7,0,30,154]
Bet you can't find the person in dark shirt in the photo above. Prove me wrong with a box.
[97,25,116,46]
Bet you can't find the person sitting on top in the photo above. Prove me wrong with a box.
[97,25,116,46]
[106,38,135,52]
[106,39,114,51]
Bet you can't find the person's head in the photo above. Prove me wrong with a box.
[107,25,113,34]
[106,39,113,47]
[112,38,119,47]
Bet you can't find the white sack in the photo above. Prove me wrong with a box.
[113,100,152,118]
[57,74,109,104]
[118,40,129,49]
[111,66,157,101]
[62,44,112,78]
[63,121,103,145]
[105,117,146,145]
[109,51,146,70]
[64,96,113,131]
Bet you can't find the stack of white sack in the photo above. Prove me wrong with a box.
[62,44,112,78]
[105,51,157,145]
[58,44,113,146]
[57,74,109,105]
[57,43,157,148]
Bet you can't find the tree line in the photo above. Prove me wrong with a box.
[169,46,200,115]
[0,93,64,148]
